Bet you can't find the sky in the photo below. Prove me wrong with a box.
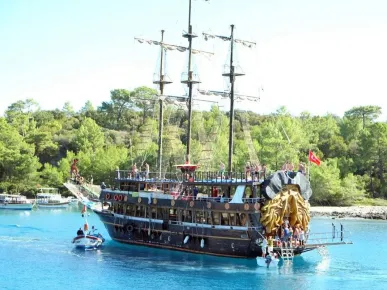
[1,0,387,119]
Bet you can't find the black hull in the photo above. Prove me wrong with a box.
[96,210,264,258]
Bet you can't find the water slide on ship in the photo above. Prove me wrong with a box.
[63,180,102,211]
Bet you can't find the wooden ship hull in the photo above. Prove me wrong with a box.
[94,171,321,259]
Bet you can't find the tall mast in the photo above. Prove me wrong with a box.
[135,0,212,167]
[221,24,242,173]
[181,0,200,164]
[157,30,165,178]
[227,25,235,173]
[202,26,257,173]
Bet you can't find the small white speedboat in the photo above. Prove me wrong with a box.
[72,233,105,250]
[256,256,280,268]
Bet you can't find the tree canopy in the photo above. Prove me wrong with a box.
[1,88,386,205]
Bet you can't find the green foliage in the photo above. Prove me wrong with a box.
[1,92,387,205]
[310,159,366,206]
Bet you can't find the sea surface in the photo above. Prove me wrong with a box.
[0,205,386,290]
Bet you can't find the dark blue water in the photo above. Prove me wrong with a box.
[1,206,386,290]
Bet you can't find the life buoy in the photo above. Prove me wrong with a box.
[207,202,211,209]
[189,201,194,207]
[153,198,157,205]
[126,224,134,232]
[118,195,123,201]
[225,203,230,210]
[244,203,250,211]
[254,202,260,211]
[138,197,142,203]
[114,195,118,201]
[105,193,111,200]
[171,200,175,207]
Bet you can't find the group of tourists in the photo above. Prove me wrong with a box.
[244,162,267,181]
[126,162,150,179]
[261,219,307,256]
[277,220,307,247]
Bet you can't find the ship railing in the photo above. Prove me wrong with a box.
[175,196,263,204]
[115,170,266,183]
[306,223,352,246]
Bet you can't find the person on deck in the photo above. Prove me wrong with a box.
[298,163,306,175]
[77,228,84,236]
[193,186,199,199]
[219,162,225,177]
[261,237,268,257]
[268,236,274,253]
[132,163,138,179]
[145,162,150,179]
[265,252,272,268]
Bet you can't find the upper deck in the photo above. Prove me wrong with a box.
[114,169,266,187]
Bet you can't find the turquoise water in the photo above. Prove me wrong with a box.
[1,206,386,290]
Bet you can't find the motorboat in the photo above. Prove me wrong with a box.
[36,188,69,208]
[72,232,105,250]
[0,194,33,210]
[72,205,105,250]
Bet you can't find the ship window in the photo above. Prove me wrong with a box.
[157,208,164,219]
[229,213,237,226]
[245,187,252,198]
[169,208,177,221]
[213,212,220,225]
[136,206,145,217]
[195,211,205,224]
[151,207,157,219]
[206,211,212,224]
[182,210,192,223]
[237,213,248,226]
[126,204,135,216]
[221,213,229,225]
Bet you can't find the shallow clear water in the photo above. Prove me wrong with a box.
[1,206,386,290]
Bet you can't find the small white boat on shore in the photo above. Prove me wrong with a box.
[0,194,33,210]
[36,188,69,208]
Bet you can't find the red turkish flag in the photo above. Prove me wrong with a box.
[309,150,321,166]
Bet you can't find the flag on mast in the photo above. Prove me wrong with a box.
[308,150,321,166]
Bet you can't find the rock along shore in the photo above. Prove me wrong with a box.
[310,206,387,220]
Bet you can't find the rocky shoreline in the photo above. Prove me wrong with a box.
[310,206,387,220]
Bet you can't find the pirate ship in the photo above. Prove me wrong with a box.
[95,0,351,259]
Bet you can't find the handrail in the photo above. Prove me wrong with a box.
[114,170,266,183]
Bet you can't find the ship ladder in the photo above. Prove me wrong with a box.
[280,246,294,261]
